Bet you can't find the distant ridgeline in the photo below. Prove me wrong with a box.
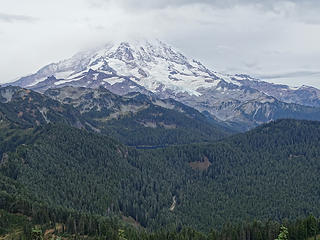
[0,85,232,147]
[1,85,320,238]
[8,40,320,131]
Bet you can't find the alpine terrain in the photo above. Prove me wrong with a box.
[7,39,320,131]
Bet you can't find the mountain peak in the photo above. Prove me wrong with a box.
[6,39,320,131]
[9,39,223,96]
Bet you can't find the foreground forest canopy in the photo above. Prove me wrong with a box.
[0,118,320,238]
[0,206,319,240]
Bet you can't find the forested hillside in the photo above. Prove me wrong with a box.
[1,119,320,234]
[0,86,232,147]
[45,86,232,146]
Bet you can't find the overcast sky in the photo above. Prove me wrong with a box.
[1,0,320,87]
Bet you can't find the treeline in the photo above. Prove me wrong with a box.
[2,120,320,231]
[1,191,320,240]
[2,120,320,232]
[91,104,230,146]
[0,190,120,239]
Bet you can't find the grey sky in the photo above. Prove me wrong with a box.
[1,0,320,88]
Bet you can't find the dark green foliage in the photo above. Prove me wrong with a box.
[0,160,320,239]
[276,226,289,240]
[2,86,320,239]
[99,104,229,146]
[45,86,232,146]
[1,119,320,232]
[1,124,182,230]
[0,209,29,235]
[1,202,320,240]
[0,86,232,147]
[31,227,43,240]
[0,86,84,129]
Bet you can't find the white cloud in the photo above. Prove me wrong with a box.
[0,12,37,22]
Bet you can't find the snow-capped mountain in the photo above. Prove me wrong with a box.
[7,39,320,130]
[11,40,231,95]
